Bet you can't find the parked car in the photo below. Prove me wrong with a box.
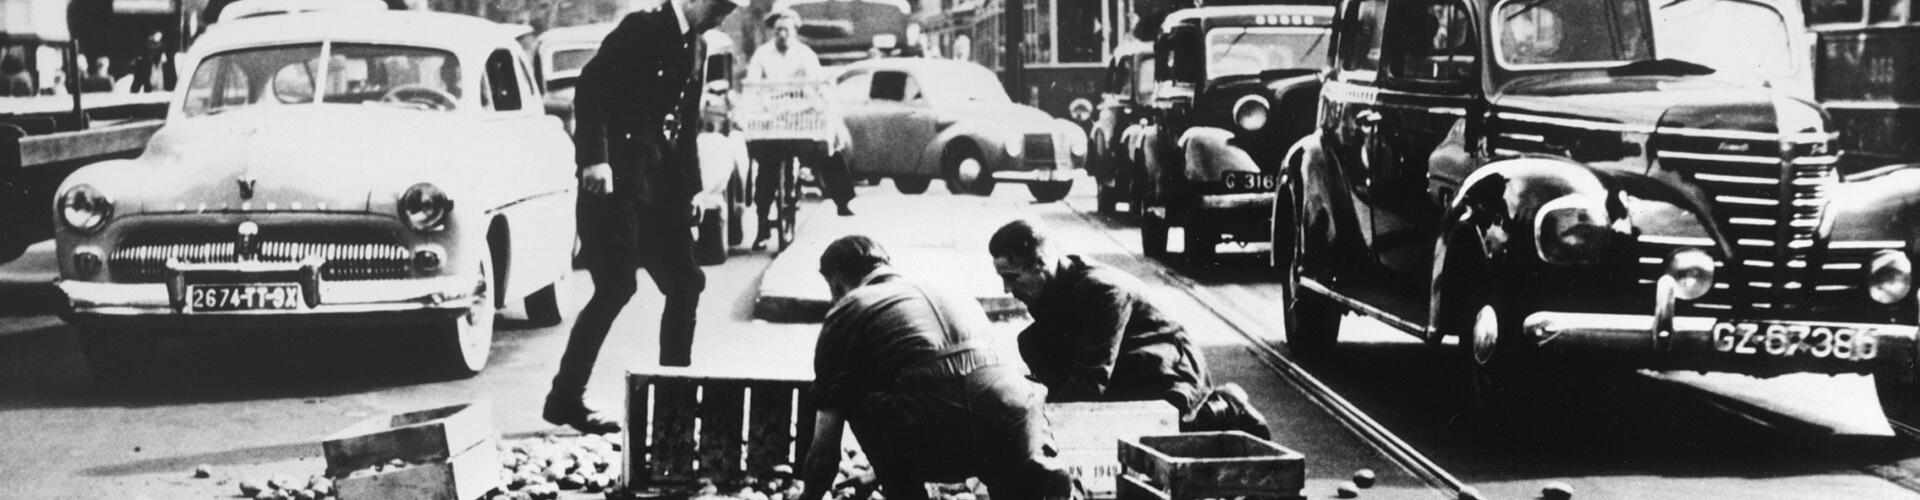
[532,22,612,135]
[833,58,1087,202]
[1280,0,1920,425]
[1137,5,1333,263]
[1089,41,1155,215]
[52,8,578,383]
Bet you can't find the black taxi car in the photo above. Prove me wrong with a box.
[1277,0,1920,421]
[1090,41,1156,215]
[1138,5,1333,263]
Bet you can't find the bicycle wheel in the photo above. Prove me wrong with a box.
[778,156,801,251]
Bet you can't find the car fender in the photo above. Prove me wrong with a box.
[916,120,1007,176]
[1290,133,1356,258]
[1178,126,1259,182]
[1429,157,1614,332]
[1828,168,1920,250]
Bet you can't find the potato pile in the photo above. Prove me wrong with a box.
[486,434,623,500]
[234,474,335,500]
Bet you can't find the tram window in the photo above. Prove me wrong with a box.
[1389,1,1476,82]
[1806,0,1864,23]
[1341,0,1389,72]
[1871,0,1910,23]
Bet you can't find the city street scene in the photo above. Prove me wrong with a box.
[7,0,1920,498]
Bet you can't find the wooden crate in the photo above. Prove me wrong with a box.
[1117,431,1305,500]
[322,402,494,478]
[626,365,816,486]
[336,436,500,500]
[1044,401,1179,499]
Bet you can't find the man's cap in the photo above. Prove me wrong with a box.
[710,0,745,7]
[763,8,799,27]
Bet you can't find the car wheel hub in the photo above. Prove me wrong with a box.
[1472,304,1499,366]
[957,157,983,184]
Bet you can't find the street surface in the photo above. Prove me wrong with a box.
[3,178,1920,499]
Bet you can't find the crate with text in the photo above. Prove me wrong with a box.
[1044,401,1179,498]
[1116,431,1305,500]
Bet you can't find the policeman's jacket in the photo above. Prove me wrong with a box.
[572,5,706,206]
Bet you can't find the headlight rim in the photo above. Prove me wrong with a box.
[1233,95,1270,132]
[1532,193,1613,266]
[59,184,114,233]
[399,182,454,232]
[1869,250,1912,305]
[1666,247,1717,301]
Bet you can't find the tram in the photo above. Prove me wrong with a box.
[774,0,912,65]
[1805,0,1920,173]
[923,0,1132,123]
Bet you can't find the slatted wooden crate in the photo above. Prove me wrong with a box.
[625,365,817,486]
[1045,401,1180,499]
[1116,431,1305,500]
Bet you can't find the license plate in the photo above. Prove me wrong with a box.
[1710,321,1880,360]
[187,284,303,312]
[1222,172,1276,192]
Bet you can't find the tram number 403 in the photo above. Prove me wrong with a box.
[1711,321,1879,360]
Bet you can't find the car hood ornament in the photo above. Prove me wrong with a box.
[237,175,257,200]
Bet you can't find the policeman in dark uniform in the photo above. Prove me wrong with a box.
[545,0,740,435]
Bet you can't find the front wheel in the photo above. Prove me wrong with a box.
[1278,191,1343,358]
[424,252,497,378]
[78,327,160,387]
[944,145,995,196]
[1141,210,1169,258]
[1183,219,1217,265]
[1029,181,1072,203]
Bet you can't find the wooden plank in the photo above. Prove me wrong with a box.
[625,374,654,484]
[794,389,818,468]
[746,384,796,474]
[698,381,747,483]
[650,380,701,482]
[321,402,493,478]
[16,121,161,169]
[336,436,499,500]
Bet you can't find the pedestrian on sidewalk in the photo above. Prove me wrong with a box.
[544,0,741,435]
[799,235,1073,500]
[987,219,1272,438]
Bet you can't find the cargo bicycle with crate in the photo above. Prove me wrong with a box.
[739,78,840,252]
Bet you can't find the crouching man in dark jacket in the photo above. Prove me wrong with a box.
[988,219,1270,438]
[799,236,1072,500]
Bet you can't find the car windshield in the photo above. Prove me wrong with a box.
[1653,0,1793,80]
[1495,0,1654,68]
[919,66,1011,105]
[182,42,462,117]
[1206,27,1329,80]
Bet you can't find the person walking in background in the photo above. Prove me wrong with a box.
[130,31,175,93]
[799,236,1073,500]
[988,219,1273,438]
[2,55,33,97]
[544,0,741,435]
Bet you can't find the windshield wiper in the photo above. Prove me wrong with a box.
[1607,58,1716,77]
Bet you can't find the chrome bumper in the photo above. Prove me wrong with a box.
[60,264,481,318]
[1523,277,1918,373]
[993,168,1085,182]
[1198,192,1275,210]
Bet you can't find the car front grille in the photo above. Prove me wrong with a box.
[109,241,411,283]
[1640,132,1904,319]
[1023,134,1057,167]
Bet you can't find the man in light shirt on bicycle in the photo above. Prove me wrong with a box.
[747,9,856,249]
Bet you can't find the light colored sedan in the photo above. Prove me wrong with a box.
[834,58,1087,202]
[53,7,577,383]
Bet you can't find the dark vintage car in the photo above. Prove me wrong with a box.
[1279,0,1920,423]
[1137,5,1333,263]
[1088,41,1154,215]
[53,9,579,383]
[834,58,1087,202]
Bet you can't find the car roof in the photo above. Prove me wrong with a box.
[1162,5,1337,30]
[837,57,989,76]
[538,22,616,46]
[193,10,520,54]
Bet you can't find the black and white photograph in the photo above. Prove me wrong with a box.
[5,0,1920,498]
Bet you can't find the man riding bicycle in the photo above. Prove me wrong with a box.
[747,9,856,249]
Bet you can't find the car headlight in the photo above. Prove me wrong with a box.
[59,184,113,233]
[1533,194,1613,265]
[1870,250,1912,304]
[1004,131,1026,157]
[399,183,453,231]
[1233,95,1270,132]
[1666,248,1717,301]
[1069,98,1094,122]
